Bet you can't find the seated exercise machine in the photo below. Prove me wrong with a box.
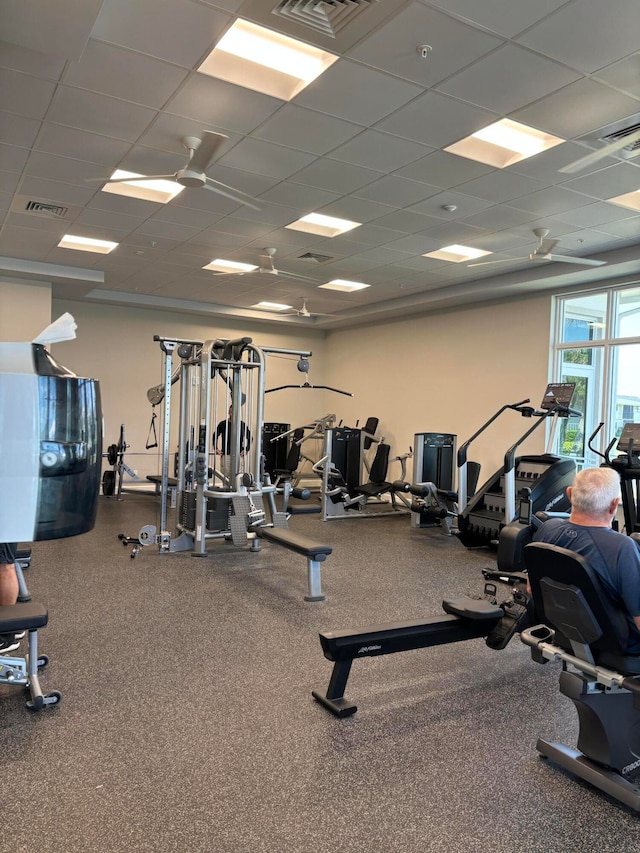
[457,383,579,549]
[317,425,413,520]
[521,542,640,811]
[590,421,640,536]
[313,579,531,716]
[0,602,59,710]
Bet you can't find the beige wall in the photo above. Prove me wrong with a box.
[322,294,553,480]
[0,279,52,340]
[46,293,553,483]
[51,299,328,478]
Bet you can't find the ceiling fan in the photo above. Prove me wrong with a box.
[86,131,260,209]
[280,298,336,318]
[559,127,640,174]
[468,228,607,268]
[211,248,321,282]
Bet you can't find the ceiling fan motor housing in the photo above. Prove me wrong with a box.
[176,168,207,188]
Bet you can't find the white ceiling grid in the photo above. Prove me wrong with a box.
[0,0,637,327]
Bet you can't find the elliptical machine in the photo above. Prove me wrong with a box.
[588,421,640,536]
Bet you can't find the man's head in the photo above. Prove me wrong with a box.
[568,467,621,519]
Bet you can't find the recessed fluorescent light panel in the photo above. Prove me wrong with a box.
[444,119,564,168]
[607,190,640,212]
[58,234,118,254]
[252,301,292,311]
[198,19,338,101]
[423,245,491,263]
[202,259,259,273]
[101,170,184,204]
[286,213,361,238]
[319,280,370,292]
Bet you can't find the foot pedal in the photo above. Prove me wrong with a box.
[485,591,531,650]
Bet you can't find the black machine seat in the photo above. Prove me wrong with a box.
[354,443,393,498]
[273,428,304,484]
[521,542,640,810]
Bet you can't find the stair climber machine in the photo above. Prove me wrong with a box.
[589,420,640,536]
[456,383,579,552]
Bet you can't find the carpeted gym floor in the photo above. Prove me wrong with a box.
[3,494,639,852]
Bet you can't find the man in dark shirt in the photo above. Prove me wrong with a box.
[533,466,640,652]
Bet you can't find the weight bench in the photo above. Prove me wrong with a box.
[256,527,332,602]
[146,474,178,507]
[521,542,640,811]
[312,597,510,717]
[0,601,60,710]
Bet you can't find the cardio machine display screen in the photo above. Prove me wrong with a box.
[540,382,576,410]
[617,423,640,451]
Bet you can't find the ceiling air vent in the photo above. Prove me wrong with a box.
[25,200,69,218]
[297,251,335,263]
[272,0,377,38]
[581,113,640,162]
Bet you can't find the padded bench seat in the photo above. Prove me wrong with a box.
[256,527,332,602]
[0,601,48,633]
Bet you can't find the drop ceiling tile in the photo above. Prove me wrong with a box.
[173,187,243,216]
[0,143,28,173]
[0,170,20,194]
[289,159,382,193]
[354,175,441,207]
[460,205,538,231]
[217,138,315,180]
[0,40,66,80]
[517,0,640,74]
[372,209,443,233]
[562,163,640,201]
[93,0,230,67]
[554,201,640,229]
[394,151,493,188]
[133,220,202,241]
[0,111,40,148]
[416,221,487,244]
[436,44,580,114]
[34,125,132,167]
[328,130,430,173]
[407,190,493,219]
[48,87,158,141]
[0,68,56,119]
[1,0,103,61]
[252,106,363,155]
[342,223,406,246]
[25,151,106,186]
[19,175,95,206]
[151,205,223,228]
[512,78,640,139]
[507,141,601,183]
[593,54,640,99]
[455,171,547,203]
[0,226,56,258]
[165,75,282,134]
[88,190,162,218]
[424,0,568,38]
[206,217,274,239]
[294,59,422,126]
[74,208,146,232]
[319,196,398,224]
[375,91,497,148]
[256,182,340,211]
[597,218,640,239]
[509,185,596,216]
[6,213,69,236]
[383,234,438,254]
[118,145,191,176]
[348,2,503,86]
[62,41,189,108]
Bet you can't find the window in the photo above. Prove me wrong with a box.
[553,285,640,468]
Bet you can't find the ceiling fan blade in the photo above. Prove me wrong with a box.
[202,181,260,210]
[85,174,176,185]
[272,269,322,283]
[559,128,640,174]
[545,254,607,267]
[467,257,527,267]
[188,131,228,172]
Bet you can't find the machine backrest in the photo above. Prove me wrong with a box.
[369,443,390,484]
[362,417,379,451]
[283,428,304,472]
[524,542,629,658]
